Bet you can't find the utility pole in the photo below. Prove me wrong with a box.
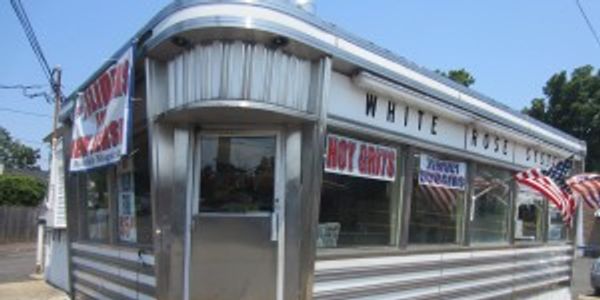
[51,67,61,147]
[35,66,61,274]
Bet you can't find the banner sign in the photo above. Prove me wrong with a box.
[418,154,467,190]
[70,47,133,171]
[325,134,396,182]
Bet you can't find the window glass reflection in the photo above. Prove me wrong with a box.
[515,184,544,241]
[469,166,511,244]
[200,136,275,213]
[548,206,567,241]
[86,170,109,241]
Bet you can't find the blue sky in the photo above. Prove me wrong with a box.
[1,1,599,170]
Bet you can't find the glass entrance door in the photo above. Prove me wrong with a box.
[189,133,281,300]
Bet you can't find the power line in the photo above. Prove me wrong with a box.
[0,84,52,102]
[575,0,600,51]
[0,84,44,90]
[10,0,53,85]
[0,107,52,118]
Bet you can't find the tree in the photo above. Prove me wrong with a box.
[437,68,476,87]
[0,175,46,206]
[522,65,600,171]
[0,126,40,169]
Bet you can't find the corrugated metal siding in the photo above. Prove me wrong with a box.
[166,41,313,113]
[313,245,572,300]
[71,242,156,300]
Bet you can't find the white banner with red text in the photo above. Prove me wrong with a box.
[325,134,396,182]
[70,47,133,171]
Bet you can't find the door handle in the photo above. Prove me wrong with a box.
[271,198,280,242]
[271,211,279,242]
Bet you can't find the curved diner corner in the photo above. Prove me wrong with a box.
[143,3,331,300]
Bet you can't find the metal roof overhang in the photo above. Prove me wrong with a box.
[59,0,586,155]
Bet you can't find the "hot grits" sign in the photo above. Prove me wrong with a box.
[325,134,396,181]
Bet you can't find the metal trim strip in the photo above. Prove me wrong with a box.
[314,270,442,295]
[71,250,155,276]
[73,282,113,300]
[314,283,441,300]
[155,99,318,123]
[72,256,156,287]
[315,255,570,283]
[442,275,569,300]
[314,271,569,300]
[73,270,155,300]
[315,247,570,272]
[72,242,155,266]
[74,278,137,300]
[73,263,156,297]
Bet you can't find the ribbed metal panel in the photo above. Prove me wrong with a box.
[71,242,156,300]
[166,41,313,113]
[313,245,572,300]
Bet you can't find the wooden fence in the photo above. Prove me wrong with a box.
[0,206,39,244]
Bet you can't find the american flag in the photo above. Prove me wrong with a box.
[515,158,574,224]
[567,173,600,210]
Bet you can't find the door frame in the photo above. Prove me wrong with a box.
[184,127,286,300]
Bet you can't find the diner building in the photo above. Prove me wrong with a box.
[55,0,587,299]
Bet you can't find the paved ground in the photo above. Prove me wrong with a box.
[574,257,599,300]
[0,242,37,283]
[0,280,68,300]
[0,243,68,300]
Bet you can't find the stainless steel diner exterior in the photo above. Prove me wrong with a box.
[56,1,587,300]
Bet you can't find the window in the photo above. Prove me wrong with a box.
[408,152,466,245]
[80,132,152,246]
[469,165,511,244]
[116,130,153,245]
[319,173,396,248]
[318,134,399,249]
[548,206,567,241]
[199,136,276,213]
[85,170,110,242]
[515,184,544,241]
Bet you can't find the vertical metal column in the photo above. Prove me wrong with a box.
[298,56,331,300]
[145,59,176,300]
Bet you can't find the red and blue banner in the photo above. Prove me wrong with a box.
[70,47,133,171]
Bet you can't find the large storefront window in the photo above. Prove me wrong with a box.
[409,152,466,245]
[319,173,395,247]
[80,132,152,246]
[318,134,399,248]
[85,170,110,242]
[515,184,544,241]
[469,165,511,244]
